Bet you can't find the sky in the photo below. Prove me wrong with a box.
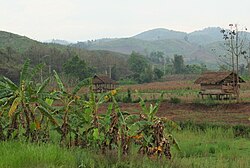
[1,0,250,42]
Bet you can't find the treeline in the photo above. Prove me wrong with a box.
[0,43,130,84]
[0,43,208,85]
[126,51,207,83]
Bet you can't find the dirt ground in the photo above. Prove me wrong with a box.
[99,102,250,126]
[85,78,250,126]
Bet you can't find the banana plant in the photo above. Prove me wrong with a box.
[131,91,180,159]
[0,60,58,141]
[97,90,139,156]
[52,70,94,146]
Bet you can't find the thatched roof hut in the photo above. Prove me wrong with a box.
[195,71,245,99]
[194,71,245,85]
[92,75,117,93]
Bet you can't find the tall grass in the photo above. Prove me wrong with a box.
[0,141,76,168]
[172,127,250,168]
[1,125,249,168]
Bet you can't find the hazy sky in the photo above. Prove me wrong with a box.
[1,0,250,42]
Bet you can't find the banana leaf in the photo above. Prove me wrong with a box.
[37,77,50,94]
[72,78,91,95]
[20,59,30,83]
[53,70,66,93]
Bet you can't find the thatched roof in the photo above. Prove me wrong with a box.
[92,75,117,85]
[194,71,245,84]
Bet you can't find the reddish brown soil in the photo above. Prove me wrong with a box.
[99,102,250,126]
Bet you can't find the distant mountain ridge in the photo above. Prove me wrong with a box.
[72,27,227,66]
[72,27,250,67]
[132,27,223,44]
[44,39,71,45]
[1,26,250,70]
[133,28,187,41]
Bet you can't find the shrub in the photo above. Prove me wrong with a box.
[121,88,133,103]
[170,97,181,104]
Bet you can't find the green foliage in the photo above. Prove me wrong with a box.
[173,54,185,74]
[0,62,181,161]
[1,127,249,168]
[63,55,95,80]
[122,88,132,103]
[128,52,149,82]
[148,51,164,64]
[153,67,164,80]
[169,97,181,104]
[134,91,180,158]
[184,63,207,74]
[118,79,138,85]
[193,97,218,107]
[0,31,130,83]
[127,52,164,83]
[0,60,56,141]
[0,141,75,168]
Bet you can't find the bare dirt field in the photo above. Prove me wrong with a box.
[98,102,250,126]
[106,78,250,126]
[85,76,250,126]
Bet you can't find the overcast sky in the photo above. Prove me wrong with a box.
[1,0,250,42]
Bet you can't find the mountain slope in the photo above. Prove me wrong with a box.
[188,27,223,45]
[0,31,129,82]
[73,27,244,66]
[0,31,41,52]
[133,28,187,41]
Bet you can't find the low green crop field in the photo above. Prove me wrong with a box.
[1,126,249,168]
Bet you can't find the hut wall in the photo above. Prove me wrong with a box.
[201,84,222,91]
[222,85,234,93]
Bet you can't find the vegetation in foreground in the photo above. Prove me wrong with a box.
[0,126,249,168]
[1,61,250,168]
[0,61,180,164]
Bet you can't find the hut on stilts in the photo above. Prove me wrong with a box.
[194,71,245,100]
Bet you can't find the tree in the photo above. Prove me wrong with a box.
[127,52,149,82]
[153,68,164,80]
[220,24,247,102]
[149,51,164,64]
[63,55,95,80]
[173,54,185,74]
[184,64,207,74]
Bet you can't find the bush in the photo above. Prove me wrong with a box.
[118,79,137,85]
[170,97,181,104]
[122,89,133,103]
[193,97,218,107]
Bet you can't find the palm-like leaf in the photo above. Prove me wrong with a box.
[20,59,30,83]
[27,63,44,82]
[36,106,59,126]
[2,77,18,90]
[72,78,91,95]
[8,97,21,117]
[37,78,50,94]
[53,70,66,93]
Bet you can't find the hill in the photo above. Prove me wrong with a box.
[44,39,71,45]
[188,27,223,45]
[0,31,41,52]
[0,31,129,82]
[132,28,187,41]
[73,27,249,67]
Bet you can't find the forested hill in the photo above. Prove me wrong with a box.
[0,31,129,83]
[72,27,243,66]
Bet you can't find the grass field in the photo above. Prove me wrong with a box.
[1,126,249,168]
